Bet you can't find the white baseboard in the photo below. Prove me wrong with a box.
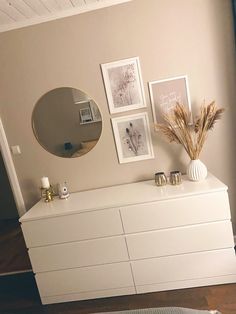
[0,269,32,277]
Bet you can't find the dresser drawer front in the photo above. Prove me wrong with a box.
[126,221,234,260]
[121,191,230,233]
[132,249,236,286]
[22,208,123,247]
[29,236,129,272]
[36,262,134,297]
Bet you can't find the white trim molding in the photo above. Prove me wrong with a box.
[0,118,26,217]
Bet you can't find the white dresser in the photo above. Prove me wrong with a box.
[19,174,236,304]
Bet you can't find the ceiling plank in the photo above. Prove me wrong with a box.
[56,0,73,10]
[70,0,86,6]
[0,0,132,33]
[5,0,37,18]
[0,10,14,24]
[0,1,26,21]
[40,0,60,12]
[85,0,99,4]
[23,0,50,15]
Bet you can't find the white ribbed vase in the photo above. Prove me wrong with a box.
[186,159,207,181]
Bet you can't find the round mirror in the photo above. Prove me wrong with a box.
[32,87,102,158]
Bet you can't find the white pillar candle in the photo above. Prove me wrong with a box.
[41,176,50,189]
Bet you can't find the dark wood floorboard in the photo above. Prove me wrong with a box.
[0,219,31,274]
[0,272,236,314]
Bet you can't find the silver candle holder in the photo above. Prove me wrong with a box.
[155,172,167,186]
[169,171,182,185]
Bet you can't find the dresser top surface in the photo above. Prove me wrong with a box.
[20,173,227,222]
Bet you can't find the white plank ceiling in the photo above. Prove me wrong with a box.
[0,0,131,32]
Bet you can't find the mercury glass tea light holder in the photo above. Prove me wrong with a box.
[169,171,182,185]
[155,172,167,186]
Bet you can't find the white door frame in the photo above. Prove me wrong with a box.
[0,118,26,217]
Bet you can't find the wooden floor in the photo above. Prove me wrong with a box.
[0,219,31,274]
[0,271,236,314]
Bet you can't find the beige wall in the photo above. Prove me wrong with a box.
[0,0,236,226]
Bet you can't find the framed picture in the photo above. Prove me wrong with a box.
[148,75,191,124]
[80,107,93,124]
[111,112,154,164]
[101,57,146,114]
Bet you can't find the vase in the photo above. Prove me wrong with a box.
[186,159,207,181]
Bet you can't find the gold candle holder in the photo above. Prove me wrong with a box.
[40,185,55,202]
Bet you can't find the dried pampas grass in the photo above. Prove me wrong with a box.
[155,101,225,160]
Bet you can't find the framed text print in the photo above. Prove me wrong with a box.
[149,75,191,124]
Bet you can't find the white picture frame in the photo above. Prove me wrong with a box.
[79,107,93,124]
[101,57,146,114]
[111,112,154,164]
[148,75,191,124]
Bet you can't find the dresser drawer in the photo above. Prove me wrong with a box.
[131,248,236,286]
[126,221,234,260]
[29,236,129,272]
[21,208,123,247]
[36,262,134,297]
[120,191,230,233]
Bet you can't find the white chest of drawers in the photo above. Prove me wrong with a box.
[20,174,236,304]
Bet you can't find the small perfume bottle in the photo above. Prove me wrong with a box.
[58,181,70,199]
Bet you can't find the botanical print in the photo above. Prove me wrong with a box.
[108,62,140,108]
[112,113,154,163]
[149,76,191,124]
[118,118,148,158]
[101,57,146,114]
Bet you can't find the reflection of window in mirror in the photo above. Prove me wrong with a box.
[32,87,102,158]
[90,100,102,122]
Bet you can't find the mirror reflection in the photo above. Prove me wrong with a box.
[32,87,102,158]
